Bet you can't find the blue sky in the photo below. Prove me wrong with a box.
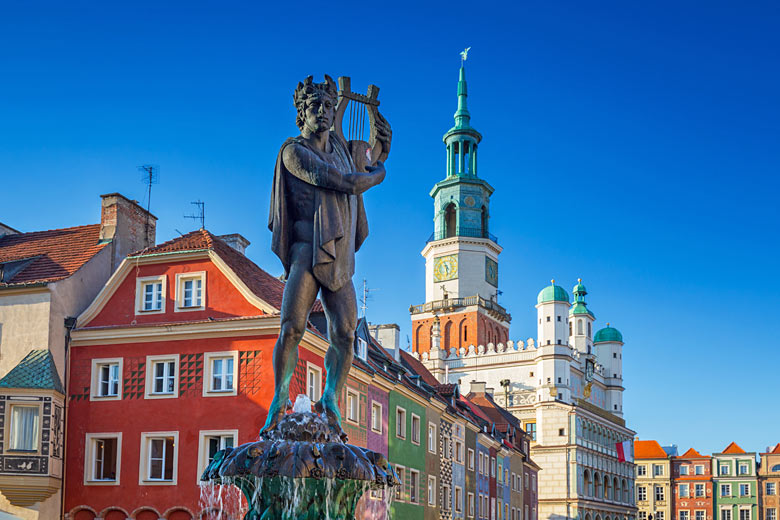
[1,1,779,455]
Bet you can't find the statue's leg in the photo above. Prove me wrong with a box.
[260,241,319,435]
[317,279,357,435]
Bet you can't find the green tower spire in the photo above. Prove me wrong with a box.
[454,64,472,129]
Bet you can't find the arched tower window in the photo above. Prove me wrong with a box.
[444,321,453,352]
[577,319,584,335]
[587,322,592,338]
[569,321,573,336]
[481,205,488,238]
[445,203,457,238]
[459,319,468,345]
[415,324,423,352]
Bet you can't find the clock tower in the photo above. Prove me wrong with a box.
[410,60,511,357]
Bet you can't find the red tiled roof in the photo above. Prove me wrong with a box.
[458,396,492,423]
[679,448,708,459]
[634,440,669,459]
[722,441,746,454]
[133,229,323,312]
[0,224,107,286]
[771,444,780,454]
[399,350,440,387]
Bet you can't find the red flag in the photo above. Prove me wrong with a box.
[616,440,634,462]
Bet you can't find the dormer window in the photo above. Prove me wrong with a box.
[356,337,368,361]
[175,272,206,312]
[136,275,166,314]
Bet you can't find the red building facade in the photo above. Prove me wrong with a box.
[672,448,713,520]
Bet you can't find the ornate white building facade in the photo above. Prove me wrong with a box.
[411,62,637,520]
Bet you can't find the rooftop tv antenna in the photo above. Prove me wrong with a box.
[184,200,205,229]
[360,278,379,318]
[138,164,159,247]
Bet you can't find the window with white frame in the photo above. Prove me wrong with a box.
[455,486,463,513]
[468,492,475,518]
[739,509,750,520]
[136,275,165,313]
[681,511,690,520]
[395,465,405,501]
[655,485,665,501]
[428,475,436,506]
[197,430,237,480]
[203,352,238,396]
[680,465,689,475]
[306,363,322,402]
[491,456,496,477]
[356,337,367,361]
[91,358,122,400]
[175,272,205,311]
[653,464,664,476]
[532,474,536,491]
[639,512,648,520]
[145,355,179,398]
[739,463,749,475]
[637,486,647,501]
[139,432,178,484]
[411,413,420,444]
[455,439,464,463]
[409,469,419,503]
[720,464,729,475]
[637,464,647,476]
[468,448,475,470]
[657,512,665,520]
[680,483,690,497]
[8,404,40,452]
[695,464,704,475]
[739,484,750,496]
[371,402,382,433]
[695,483,705,497]
[696,511,706,520]
[442,483,451,511]
[346,389,359,423]
[395,407,406,439]
[721,484,731,497]
[85,433,121,484]
[721,509,732,520]
[767,482,777,495]
[766,509,776,520]
[428,422,437,453]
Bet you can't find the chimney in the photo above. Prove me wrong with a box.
[470,381,487,394]
[99,193,157,271]
[369,323,401,361]
[218,234,251,256]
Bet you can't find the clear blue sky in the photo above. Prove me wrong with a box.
[2,1,779,456]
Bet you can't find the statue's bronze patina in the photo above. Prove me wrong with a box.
[264,75,391,439]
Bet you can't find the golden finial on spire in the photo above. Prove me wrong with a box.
[607,322,610,327]
[578,278,582,283]
[551,279,555,285]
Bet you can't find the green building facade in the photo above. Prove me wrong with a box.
[389,388,428,520]
[712,443,758,520]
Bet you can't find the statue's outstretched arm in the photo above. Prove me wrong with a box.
[283,143,385,195]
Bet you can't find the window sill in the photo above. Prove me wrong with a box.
[371,428,382,434]
[90,394,121,401]
[85,479,119,486]
[137,308,164,314]
[145,392,178,400]
[174,305,205,313]
[140,479,177,486]
[6,449,38,454]
[203,389,237,397]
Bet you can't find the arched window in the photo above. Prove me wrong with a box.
[604,475,610,499]
[414,324,423,351]
[569,321,573,336]
[594,472,602,498]
[614,477,620,502]
[445,203,457,238]
[459,319,468,346]
[584,470,592,497]
[577,319,584,335]
[622,479,628,502]
[444,321,453,351]
[772,464,780,472]
[588,322,592,337]
[481,205,488,237]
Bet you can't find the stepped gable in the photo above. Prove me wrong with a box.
[0,224,106,286]
[132,229,322,312]
[634,440,669,459]
[721,441,746,454]
[679,447,707,458]
[0,349,64,393]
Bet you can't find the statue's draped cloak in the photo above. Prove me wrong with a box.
[268,135,369,292]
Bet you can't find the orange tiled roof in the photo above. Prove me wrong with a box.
[0,224,107,286]
[771,444,780,454]
[634,440,669,459]
[399,350,440,387]
[722,441,746,454]
[132,229,322,312]
[679,448,708,459]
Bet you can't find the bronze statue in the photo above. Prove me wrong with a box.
[263,75,391,439]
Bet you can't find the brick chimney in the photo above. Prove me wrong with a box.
[99,193,157,271]
[218,233,250,256]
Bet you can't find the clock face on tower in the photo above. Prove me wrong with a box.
[433,254,458,282]
[485,257,498,287]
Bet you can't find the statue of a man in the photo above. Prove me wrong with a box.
[263,75,389,439]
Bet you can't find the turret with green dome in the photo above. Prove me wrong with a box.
[537,280,570,304]
[594,324,623,343]
[569,278,595,318]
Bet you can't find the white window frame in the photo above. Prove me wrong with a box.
[7,402,42,453]
[306,362,322,402]
[680,483,690,498]
[680,465,689,475]
[657,513,665,520]
[428,474,436,506]
[356,336,368,361]
[371,402,382,433]
[455,438,464,464]
[455,485,463,514]
[491,456,496,477]
[84,432,122,485]
[409,468,420,504]
[135,275,166,314]
[411,413,421,445]
[174,271,206,312]
[739,483,750,496]
[739,463,749,475]
[695,510,706,520]
[468,491,475,518]
[656,484,666,501]
[196,429,238,483]
[144,354,180,399]
[637,485,647,501]
[695,464,704,475]
[395,407,407,440]
[695,483,705,497]
[739,508,751,520]
[654,464,664,476]
[767,482,777,495]
[395,465,406,502]
[720,464,729,475]
[468,448,475,470]
[203,351,238,397]
[442,483,451,511]
[138,431,179,485]
[680,511,690,520]
[721,508,732,520]
[721,483,731,497]
[428,422,437,453]
[766,509,776,520]
[637,464,647,476]
[90,357,123,401]
[346,388,359,424]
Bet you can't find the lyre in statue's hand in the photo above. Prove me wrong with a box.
[374,110,392,152]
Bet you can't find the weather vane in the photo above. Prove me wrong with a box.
[460,46,472,62]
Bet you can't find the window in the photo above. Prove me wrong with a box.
[655,485,665,501]
[442,483,451,511]
[428,475,436,506]
[455,439,464,463]
[9,404,40,452]
[356,337,367,360]
[468,448,475,470]
[739,484,750,496]
[657,513,665,520]
[306,363,322,402]
[491,457,496,477]
[395,407,406,439]
[410,469,419,503]
[197,430,237,481]
[175,272,205,311]
[371,402,382,433]
[428,422,436,453]
[739,463,749,475]
[546,316,550,322]
[696,511,706,520]
[721,484,731,497]
[346,389,359,423]
[468,492,475,518]
[680,483,690,498]
[91,358,123,401]
[139,432,178,484]
[136,275,165,313]
[695,464,704,475]
[721,510,732,520]
[637,486,647,501]
[681,512,690,520]
[203,351,238,396]
[767,482,777,495]
[85,433,121,484]
[766,509,776,520]
[653,464,664,476]
[411,414,420,444]
[640,513,648,520]
[479,452,484,474]
[455,486,463,513]
[739,510,750,520]
[720,464,729,475]
[680,465,689,475]
[637,464,647,476]
[524,421,536,441]
[695,483,705,497]
[395,465,405,501]
[145,355,179,399]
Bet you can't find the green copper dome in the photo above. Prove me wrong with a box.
[569,303,595,318]
[594,325,623,343]
[569,279,593,316]
[537,281,570,304]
